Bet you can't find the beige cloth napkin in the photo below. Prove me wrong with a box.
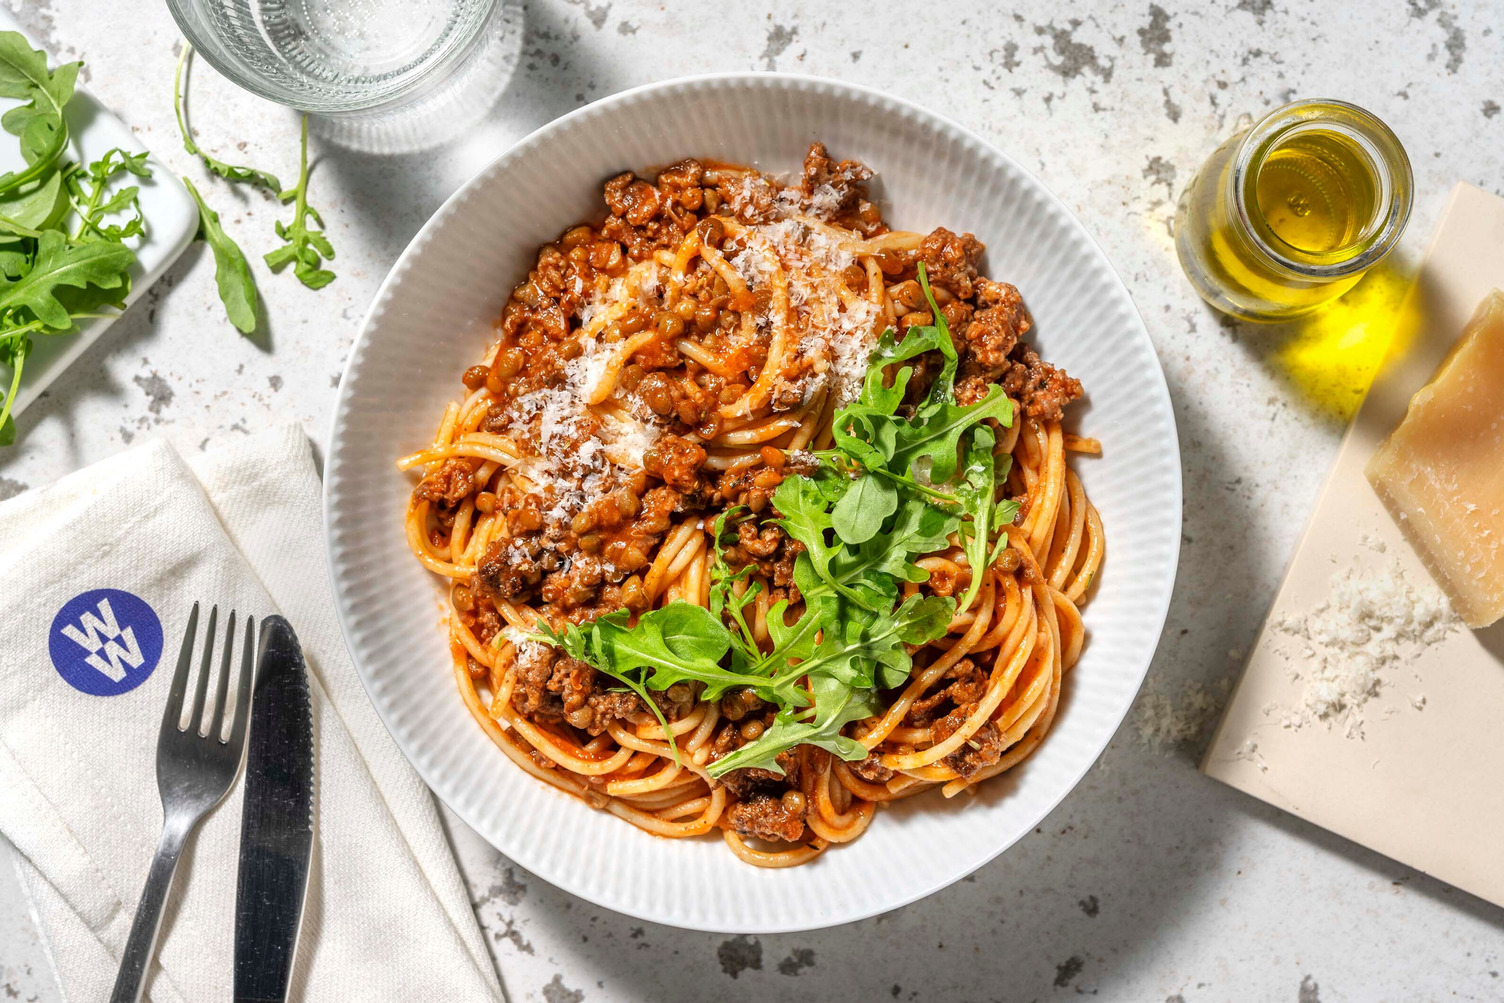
[0,425,503,1002]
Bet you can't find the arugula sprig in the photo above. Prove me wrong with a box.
[173,44,282,193]
[0,32,77,196]
[530,263,1020,779]
[183,177,258,334]
[263,115,334,290]
[0,32,152,445]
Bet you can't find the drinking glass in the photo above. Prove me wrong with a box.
[165,0,519,151]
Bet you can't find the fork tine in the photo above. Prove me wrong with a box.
[210,610,236,740]
[227,615,255,750]
[189,606,217,735]
[161,603,200,732]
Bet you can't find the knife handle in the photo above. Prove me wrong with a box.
[110,813,193,1003]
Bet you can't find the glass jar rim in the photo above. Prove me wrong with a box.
[1227,98,1413,280]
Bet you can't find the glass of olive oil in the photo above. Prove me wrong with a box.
[1175,99,1412,322]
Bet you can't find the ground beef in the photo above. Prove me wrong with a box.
[510,644,566,720]
[581,691,643,736]
[654,159,707,215]
[508,642,653,736]
[849,750,895,784]
[641,433,707,492]
[540,553,605,608]
[725,794,806,843]
[719,767,782,799]
[719,173,777,224]
[414,458,479,505]
[799,142,873,218]
[598,169,698,260]
[736,521,782,558]
[474,539,539,602]
[917,227,986,300]
[603,172,663,226]
[719,519,803,601]
[1000,345,1084,423]
[930,709,1005,780]
[906,659,989,726]
[713,729,800,798]
[961,277,1030,371]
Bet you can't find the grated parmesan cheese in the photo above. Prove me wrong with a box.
[506,162,882,534]
[726,204,881,408]
[1267,535,1458,738]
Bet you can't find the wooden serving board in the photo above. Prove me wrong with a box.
[1202,183,1504,908]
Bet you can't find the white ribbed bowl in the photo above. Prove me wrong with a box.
[325,75,1181,933]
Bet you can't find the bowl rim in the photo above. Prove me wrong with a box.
[323,70,1182,933]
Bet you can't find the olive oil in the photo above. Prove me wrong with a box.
[1175,100,1412,322]
[1255,130,1379,254]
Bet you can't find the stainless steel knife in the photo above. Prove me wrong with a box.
[234,616,315,1003]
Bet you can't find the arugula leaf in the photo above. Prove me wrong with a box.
[707,674,882,778]
[0,32,76,194]
[0,228,133,329]
[0,166,65,235]
[68,148,151,244]
[0,332,27,444]
[183,176,258,335]
[790,593,952,692]
[829,470,897,544]
[757,592,830,669]
[264,115,335,289]
[172,44,282,193]
[707,507,762,657]
[914,261,960,401]
[827,497,958,592]
[886,386,1012,485]
[590,605,736,693]
[953,425,996,614]
[544,603,810,709]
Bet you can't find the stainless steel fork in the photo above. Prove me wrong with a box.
[109,603,255,1003]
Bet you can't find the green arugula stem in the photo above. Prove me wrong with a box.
[295,114,308,205]
[0,311,111,347]
[0,139,61,195]
[173,42,282,194]
[172,43,193,152]
[0,215,41,238]
[866,464,960,505]
[0,342,24,437]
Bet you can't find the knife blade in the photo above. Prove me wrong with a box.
[234,615,315,1003]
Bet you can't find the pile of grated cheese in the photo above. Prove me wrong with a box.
[1268,534,1458,738]
[724,175,882,407]
[504,265,667,528]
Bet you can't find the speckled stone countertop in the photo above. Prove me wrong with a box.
[3,1,1503,1000]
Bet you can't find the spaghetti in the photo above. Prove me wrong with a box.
[398,145,1103,866]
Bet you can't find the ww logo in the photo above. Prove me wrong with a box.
[49,589,164,697]
[60,597,144,682]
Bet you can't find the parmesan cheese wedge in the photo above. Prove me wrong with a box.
[1365,290,1504,628]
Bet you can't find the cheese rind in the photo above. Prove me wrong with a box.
[1365,290,1504,628]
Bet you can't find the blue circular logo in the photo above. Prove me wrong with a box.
[48,589,164,696]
